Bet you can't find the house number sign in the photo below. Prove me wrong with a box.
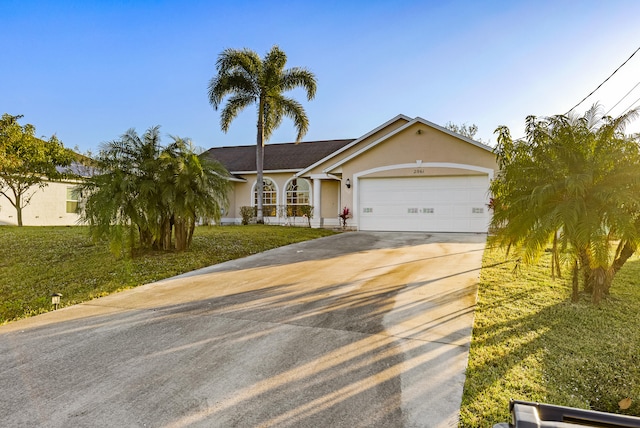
[413,169,425,174]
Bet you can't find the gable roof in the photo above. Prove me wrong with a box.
[202,115,494,177]
[202,139,354,173]
[305,116,494,175]
[295,114,412,177]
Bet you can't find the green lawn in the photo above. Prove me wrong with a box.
[0,225,336,324]
[460,243,640,426]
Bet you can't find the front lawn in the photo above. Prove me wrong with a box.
[0,225,336,324]
[460,244,640,426]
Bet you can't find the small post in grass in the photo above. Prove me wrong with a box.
[51,293,62,310]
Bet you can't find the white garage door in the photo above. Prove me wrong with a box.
[358,176,490,233]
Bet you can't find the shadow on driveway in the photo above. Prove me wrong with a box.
[0,232,486,427]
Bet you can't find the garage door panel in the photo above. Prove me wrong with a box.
[359,176,490,233]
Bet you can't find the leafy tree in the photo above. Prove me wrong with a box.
[208,45,317,223]
[0,114,74,226]
[490,104,640,304]
[445,121,480,140]
[80,127,230,255]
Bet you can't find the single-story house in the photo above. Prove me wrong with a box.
[0,162,89,226]
[203,114,498,233]
[0,179,83,226]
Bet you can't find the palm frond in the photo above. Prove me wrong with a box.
[281,68,317,100]
[220,94,255,132]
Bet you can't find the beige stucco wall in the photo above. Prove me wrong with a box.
[224,172,317,223]
[302,121,498,219]
[0,180,83,226]
[320,180,340,219]
[336,123,496,177]
[303,116,411,177]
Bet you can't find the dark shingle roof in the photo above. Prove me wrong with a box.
[202,139,355,173]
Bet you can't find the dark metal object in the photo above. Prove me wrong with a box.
[505,400,640,428]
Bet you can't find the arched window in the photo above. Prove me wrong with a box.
[285,178,310,216]
[254,178,277,217]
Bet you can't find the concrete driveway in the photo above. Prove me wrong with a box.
[0,232,486,428]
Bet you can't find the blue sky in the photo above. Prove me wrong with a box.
[2,0,640,153]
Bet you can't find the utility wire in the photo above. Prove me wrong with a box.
[620,93,640,116]
[566,45,640,114]
[605,80,640,115]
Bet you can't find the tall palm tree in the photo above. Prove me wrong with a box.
[208,45,316,223]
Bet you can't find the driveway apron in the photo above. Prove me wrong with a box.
[0,232,486,428]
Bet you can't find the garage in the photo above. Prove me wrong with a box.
[358,175,490,233]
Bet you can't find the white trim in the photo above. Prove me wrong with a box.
[413,116,493,151]
[309,173,340,180]
[226,176,247,182]
[352,162,494,229]
[354,162,494,180]
[295,114,412,177]
[324,117,494,173]
[312,178,321,227]
[232,168,301,175]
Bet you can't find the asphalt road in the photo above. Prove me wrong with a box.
[0,232,486,428]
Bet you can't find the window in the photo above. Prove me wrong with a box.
[254,178,277,216]
[285,178,310,216]
[66,187,79,213]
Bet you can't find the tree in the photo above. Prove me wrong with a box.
[80,127,230,255]
[490,104,640,304]
[0,114,74,226]
[444,121,480,140]
[208,45,317,223]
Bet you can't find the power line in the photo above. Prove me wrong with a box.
[605,80,640,116]
[566,45,640,114]
[620,93,640,116]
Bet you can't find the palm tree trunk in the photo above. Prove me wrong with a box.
[551,250,555,280]
[186,215,196,249]
[571,259,579,302]
[579,249,592,293]
[255,97,265,224]
[590,267,607,305]
[175,218,185,251]
[551,232,561,279]
[605,241,636,295]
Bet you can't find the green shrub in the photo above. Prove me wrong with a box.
[297,205,313,227]
[240,206,257,225]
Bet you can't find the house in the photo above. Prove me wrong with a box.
[0,162,89,226]
[203,114,498,233]
[0,179,83,226]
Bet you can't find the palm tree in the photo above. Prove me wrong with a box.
[208,45,317,223]
[80,128,230,255]
[159,137,230,250]
[490,104,640,304]
[82,126,164,253]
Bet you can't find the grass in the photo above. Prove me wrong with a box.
[0,225,336,324]
[460,243,640,426]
